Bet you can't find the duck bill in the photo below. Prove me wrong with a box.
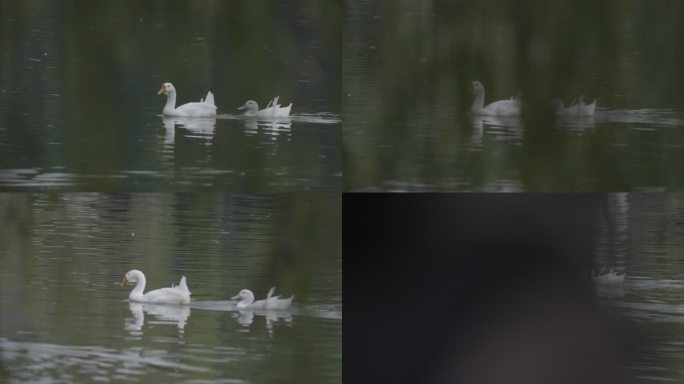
[237,105,246,110]
[231,294,240,300]
[119,276,128,287]
[157,85,165,95]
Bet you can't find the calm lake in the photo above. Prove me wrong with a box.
[0,1,341,191]
[0,193,341,383]
[344,1,684,191]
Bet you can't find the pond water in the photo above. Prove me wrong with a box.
[597,194,684,382]
[344,1,684,191]
[0,193,341,383]
[0,1,341,191]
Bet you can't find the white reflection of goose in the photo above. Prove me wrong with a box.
[162,116,216,139]
[243,116,259,133]
[161,117,175,146]
[125,302,191,333]
[259,120,292,137]
[232,307,294,338]
[243,118,292,140]
[555,114,596,133]
[234,309,254,327]
[125,302,144,332]
[470,115,523,147]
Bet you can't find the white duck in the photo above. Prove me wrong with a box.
[553,95,596,117]
[592,268,625,288]
[158,82,217,117]
[120,269,191,305]
[231,287,294,310]
[470,81,522,116]
[238,96,292,118]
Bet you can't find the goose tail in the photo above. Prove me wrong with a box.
[179,276,190,294]
[204,91,215,107]
[587,99,597,114]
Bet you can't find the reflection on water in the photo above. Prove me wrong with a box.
[596,284,625,300]
[125,302,191,335]
[0,338,209,383]
[241,117,292,138]
[233,309,294,340]
[123,299,299,340]
[0,114,341,191]
[161,116,216,142]
[469,115,524,149]
[346,106,684,191]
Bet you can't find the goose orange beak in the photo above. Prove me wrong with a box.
[120,276,128,287]
[157,85,165,95]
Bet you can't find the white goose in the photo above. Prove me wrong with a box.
[231,287,294,310]
[470,81,522,116]
[238,96,292,118]
[553,95,596,117]
[158,82,217,117]
[120,269,191,305]
[592,268,625,288]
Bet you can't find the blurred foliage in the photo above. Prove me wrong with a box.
[344,0,684,191]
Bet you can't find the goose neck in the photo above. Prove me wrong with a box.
[471,90,485,114]
[163,93,177,114]
[129,272,146,301]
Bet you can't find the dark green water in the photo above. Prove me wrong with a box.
[0,1,341,191]
[344,1,684,191]
[0,193,341,383]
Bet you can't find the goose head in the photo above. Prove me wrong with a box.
[120,269,144,286]
[238,100,259,113]
[471,81,485,95]
[157,82,176,96]
[231,289,255,304]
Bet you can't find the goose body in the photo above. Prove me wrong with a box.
[470,81,522,116]
[231,287,293,310]
[553,95,596,117]
[158,82,217,117]
[121,269,191,305]
[593,268,625,287]
[239,96,292,118]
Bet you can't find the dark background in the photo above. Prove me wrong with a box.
[343,194,636,383]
